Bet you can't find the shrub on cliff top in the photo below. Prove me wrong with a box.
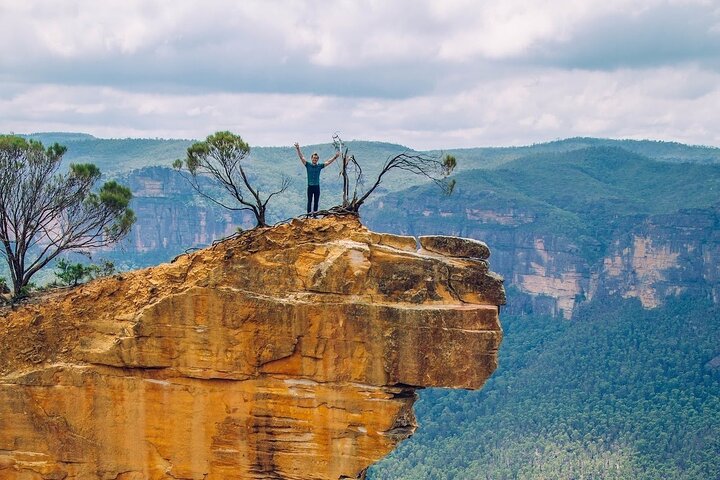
[53,259,116,287]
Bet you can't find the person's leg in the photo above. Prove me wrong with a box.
[307,186,313,214]
[312,185,320,213]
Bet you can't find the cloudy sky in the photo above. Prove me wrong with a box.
[1,0,719,149]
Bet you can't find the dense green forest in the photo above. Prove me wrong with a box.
[361,144,720,478]
[368,293,720,479]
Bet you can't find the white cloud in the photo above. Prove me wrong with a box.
[1,0,719,147]
[3,65,719,149]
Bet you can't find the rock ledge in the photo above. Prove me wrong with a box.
[0,216,504,480]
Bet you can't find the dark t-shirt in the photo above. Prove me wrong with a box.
[305,162,325,186]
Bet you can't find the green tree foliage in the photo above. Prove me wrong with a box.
[53,259,88,287]
[0,135,135,298]
[173,131,289,228]
[53,258,116,287]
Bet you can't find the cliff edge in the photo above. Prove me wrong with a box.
[0,216,504,480]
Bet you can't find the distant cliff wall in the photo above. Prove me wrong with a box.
[366,204,720,319]
[118,167,254,259]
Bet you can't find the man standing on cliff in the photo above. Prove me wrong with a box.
[294,142,339,216]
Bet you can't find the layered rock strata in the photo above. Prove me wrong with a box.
[370,204,720,318]
[0,216,504,480]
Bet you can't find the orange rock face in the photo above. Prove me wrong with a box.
[0,216,504,480]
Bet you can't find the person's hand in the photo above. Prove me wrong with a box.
[294,142,300,149]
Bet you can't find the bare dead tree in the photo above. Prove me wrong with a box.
[0,135,135,298]
[173,131,289,228]
[328,135,457,214]
[332,133,364,208]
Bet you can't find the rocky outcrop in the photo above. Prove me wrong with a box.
[419,236,490,260]
[368,204,720,319]
[0,216,504,480]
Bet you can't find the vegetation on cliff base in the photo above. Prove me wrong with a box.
[368,294,720,479]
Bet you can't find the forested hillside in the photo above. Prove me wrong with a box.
[5,133,719,478]
[367,294,720,479]
[364,146,720,318]
[366,146,720,248]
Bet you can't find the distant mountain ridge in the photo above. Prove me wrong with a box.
[439,136,720,167]
[12,132,720,176]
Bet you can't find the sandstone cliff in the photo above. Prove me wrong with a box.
[0,216,504,480]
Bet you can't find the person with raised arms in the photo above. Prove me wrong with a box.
[294,142,339,216]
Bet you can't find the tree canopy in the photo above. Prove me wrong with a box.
[369,294,720,479]
[173,131,289,228]
[0,135,135,298]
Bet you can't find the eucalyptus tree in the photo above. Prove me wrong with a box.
[0,135,135,298]
[173,131,289,228]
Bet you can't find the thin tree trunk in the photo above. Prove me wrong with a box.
[342,151,349,207]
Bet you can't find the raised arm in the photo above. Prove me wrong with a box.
[325,151,340,167]
[294,142,306,165]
